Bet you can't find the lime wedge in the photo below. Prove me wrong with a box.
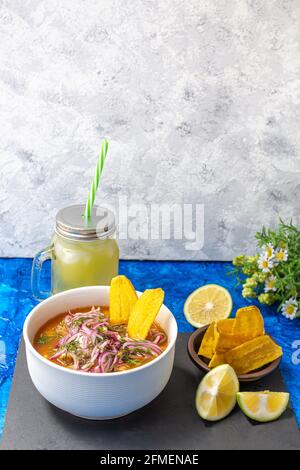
[237,391,289,422]
[196,364,239,421]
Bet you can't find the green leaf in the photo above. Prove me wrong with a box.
[233,219,300,316]
[36,333,55,345]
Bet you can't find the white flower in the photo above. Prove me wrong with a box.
[281,298,298,320]
[258,254,274,273]
[274,248,288,263]
[263,243,275,259]
[264,275,277,292]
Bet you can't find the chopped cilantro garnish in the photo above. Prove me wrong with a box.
[65,340,79,352]
[36,334,55,345]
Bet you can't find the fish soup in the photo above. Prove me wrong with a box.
[34,306,167,373]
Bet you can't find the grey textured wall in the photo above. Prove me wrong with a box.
[0,0,299,260]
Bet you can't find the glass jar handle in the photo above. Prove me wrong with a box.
[31,245,54,301]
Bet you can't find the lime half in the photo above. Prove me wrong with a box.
[184,284,232,328]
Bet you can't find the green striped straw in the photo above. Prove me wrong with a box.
[84,139,109,221]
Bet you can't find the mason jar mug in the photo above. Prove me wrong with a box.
[31,205,119,301]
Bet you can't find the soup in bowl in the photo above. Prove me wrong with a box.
[34,306,168,373]
[23,286,177,419]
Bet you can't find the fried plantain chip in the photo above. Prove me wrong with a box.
[215,319,238,351]
[217,318,235,334]
[198,322,219,359]
[208,352,226,368]
[127,288,164,340]
[233,306,264,341]
[215,332,245,352]
[225,335,282,375]
[215,307,265,352]
[109,275,138,325]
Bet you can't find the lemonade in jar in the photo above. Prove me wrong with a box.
[32,205,119,300]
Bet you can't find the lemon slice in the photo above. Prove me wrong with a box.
[184,284,232,328]
[196,364,239,421]
[237,391,289,422]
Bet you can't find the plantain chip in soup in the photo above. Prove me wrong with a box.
[109,275,138,325]
[127,288,164,340]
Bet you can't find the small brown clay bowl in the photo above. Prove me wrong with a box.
[187,325,282,383]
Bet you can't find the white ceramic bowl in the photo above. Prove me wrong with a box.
[23,286,178,419]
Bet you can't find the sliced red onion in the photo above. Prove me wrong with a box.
[66,332,81,344]
[81,361,94,371]
[92,321,109,329]
[69,353,80,370]
[122,341,162,355]
[47,307,165,373]
[80,325,93,335]
[50,349,67,360]
[105,331,121,340]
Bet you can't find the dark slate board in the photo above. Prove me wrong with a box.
[1,334,299,450]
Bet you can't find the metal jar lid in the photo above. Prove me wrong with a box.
[55,205,116,241]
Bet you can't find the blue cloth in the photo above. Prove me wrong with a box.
[0,258,300,438]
